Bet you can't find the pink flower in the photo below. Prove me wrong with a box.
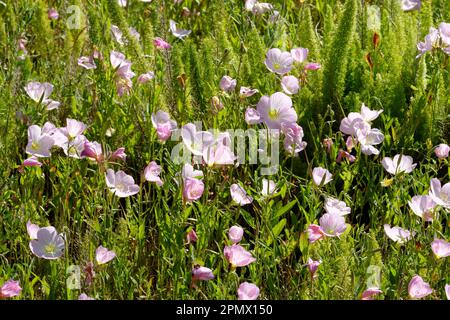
[183,178,204,202]
[245,108,261,125]
[202,141,236,167]
[80,141,103,162]
[281,122,307,155]
[324,198,351,216]
[256,92,297,130]
[23,156,42,168]
[401,0,421,11]
[431,239,450,259]
[220,76,237,91]
[439,22,450,46]
[429,178,450,209]
[151,111,177,142]
[382,154,416,175]
[27,220,40,239]
[435,144,449,158]
[29,226,65,259]
[408,195,436,222]
[445,284,450,300]
[361,287,383,300]
[186,229,198,244]
[0,280,22,298]
[281,76,300,95]
[230,184,253,206]
[105,169,140,197]
[84,262,95,286]
[182,163,204,180]
[78,293,95,300]
[336,150,356,163]
[181,123,214,156]
[64,135,88,159]
[383,224,412,244]
[169,19,191,39]
[154,37,171,50]
[290,47,308,63]
[265,48,293,74]
[304,62,321,71]
[306,258,322,278]
[48,8,59,20]
[356,127,384,156]
[238,282,260,300]
[416,27,439,58]
[239,86,259,98]
[360,104,383,123]
[224,244,256,267]
[408,275,433,299]
[109,147,127,161]
[312,167,332,186]
[26,125,55,158]
[24,82,60,110]
[319,213,347,237]
[95,245,116,265]
[78,56,97,69]
[144,161,163,186]
[192,266,214,281]
[229,226,244,244]
[307,224,325,243]
[261,179,277,196]
[137,72,155,84]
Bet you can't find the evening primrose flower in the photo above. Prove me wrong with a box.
[153,37,171,50]
[24,81,60,110]
[408,275,433,299]
[445,284,450,300]
[22,156,43,168]
[192,266,214,281]
[281,122,307,156]
[26,125,55,158]
[29,226,65,259]
[256,92,297,130]
[137,72,155,84]
[361,288,383,300]
[144,161,163,186]
[239,86,259,98]
[105,169,140,197]
[220,76,237,92]
[319,213,347,237]
[264,48,293,75]
[435,144,449,158]
[306,258,322,278]
[183,178,204,202]
[324,198,351,216]
[401,0,421,11]
[431,239,450,259]
[307,224,325,243]
[383,224,412,244]
[238,282,260,300]
[182,163,204,180]
[169,20,191,39]
[151,111,177,142]
[290,47,308,63]
[95,245,116,265]
[0,280,22,298]
[312,167,332,186]
[408,195,436,221]
[181,123,214,156]
[186,229,198,244]
[224,244,256,267]
[78,56,96,69]
[356,128,384,155]
[27,220,40,239]
[80,141,103,162]
[202,141,236,167]
[245,108,261,125]
[78,293,95,300]
[228,226,244,244]
[109,147,127,161]
[416,27,439,58]
[429,178,450,209]
[261,179,277,196]
[281,76,300,95]
[230,184,253,206]
[382,154,416,175]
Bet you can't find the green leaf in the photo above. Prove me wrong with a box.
[272,199,297,222]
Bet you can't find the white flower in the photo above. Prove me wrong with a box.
[382,154,416,175]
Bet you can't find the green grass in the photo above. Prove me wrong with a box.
[0,0,449,300]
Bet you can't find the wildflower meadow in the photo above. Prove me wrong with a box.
[0,0,450,302]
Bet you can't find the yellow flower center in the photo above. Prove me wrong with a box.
[31,142,40,150]
[268,109,278,120]
[44,243,57,255]
[273,63,281,70]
